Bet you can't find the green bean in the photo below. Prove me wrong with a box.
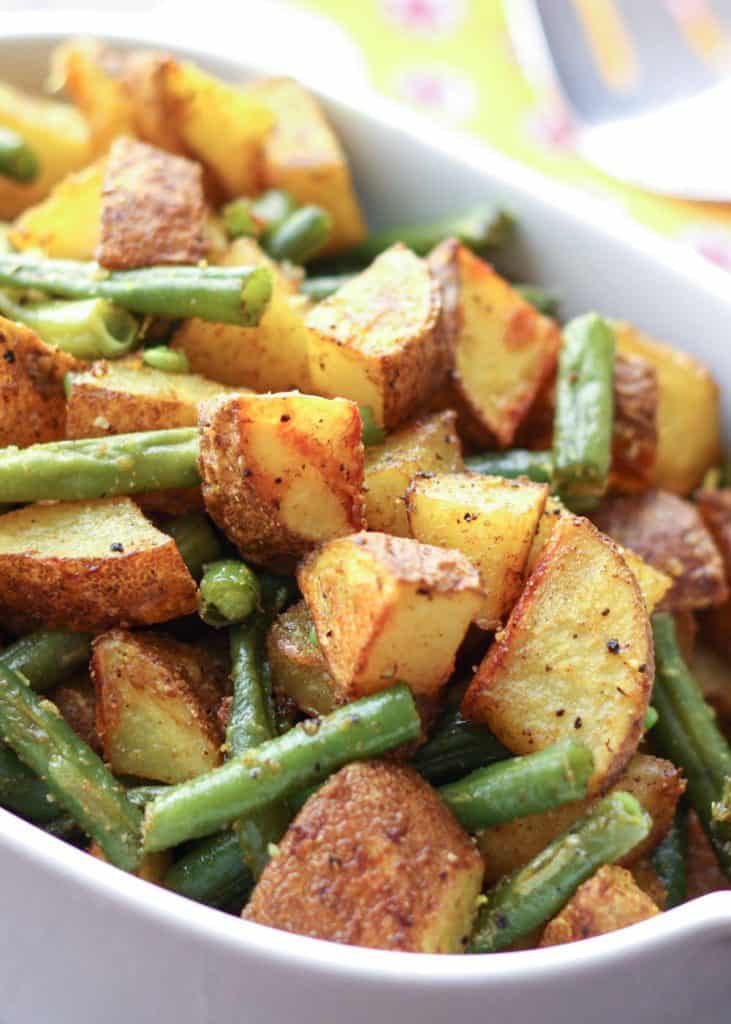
[266,205,332,264]
[0,254,272,325]
[439,741,593,833]
[359,405,387,446]
[467,792,651,953]
[515,284,561,317]
[44,813,85,844]
[126,784,169,810]
[410,704,509,785]
[142,346,189,373]
[552,313,616,509]
[197,560,261,628]
[160,513,223,581]
[0,630,91,692]
[465,449,553,484]
[300,272,355,302]
[0,743,59,823]
[222,198,260,240]
[257,571,299,617]
[143,683,421,852]
[0,427,200,503]
[0,127,40,183]
[651,806,687,909]
[251,189,298,242]
[164,830,253,909]
[644,705,659,732]
[0,292,140,359]
[0,662,142,870]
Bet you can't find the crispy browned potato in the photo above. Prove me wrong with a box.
[0,80,92,218]
[364,411,463,536]
[248,77,366,254]
[10,159,104,260]
[244,761,484,952]
[615,322,721,495]
[96,136,207,269]
[199,391,365,570]
[65,360,231,438]
[697,489,731,575]
[478,754,685,884]
[463,515,653,794]
[0,497,197,632]
[629,858,667,910]
[593,490,728,612]
[267,600,336,718]
[407,473,548,630]
[539,865,659,947]
[173,237,313,393]
[51,673,101,754]
[611,352,658,492]
[307,244,443,430]
[686,810,730,899]
[92,630,224,783]
[121,50,187,154]
[299,531,483,702]
[429,239,560,448]
[0,317,80,447]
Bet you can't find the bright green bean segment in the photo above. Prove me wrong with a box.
[0,126,40,183]
[164,830,253,909]
[0,292,139,359]
[142,345,190,373]
[198,560,261,628]
[161,513,223,581]
[651,806,687,909]
[0,630,91,692]
[465,449,553,484]
[300,273,355,302]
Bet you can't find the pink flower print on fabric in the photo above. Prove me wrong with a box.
[682,226,731,271]
[396,65,476,121]
[382,0,465,35]
[526,98,577,152]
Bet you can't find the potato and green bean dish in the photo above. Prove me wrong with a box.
[0,39,729,955]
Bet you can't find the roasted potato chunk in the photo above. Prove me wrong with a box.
[307,244,443,430]
[173,237,312,393]
[199,391,365,570]
[96,136,207,269]
[364,410,463,536]
[10,159,104,260]
[478,754,685,884]
[248,76,366,254]
[615,322,721,495]
[92,630,224,783]
[267,600,336,718]
[298,531,483,701]
[463,516,653,794]
[407,473,548,630]
[0,497,197,632]
[593,490,727,612]
[629,858,667,910]
[65,360,231,438]
[697,489,731,575]
[611,352,658,492]
[244,761,484,952]
[0,317,79,447]
[540,865,659,947]
[429,240,560,447]
[160,59,273,197]
[0,80,91,218]
[52,673,101,754]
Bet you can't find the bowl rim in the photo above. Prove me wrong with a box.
[0,13,730,984]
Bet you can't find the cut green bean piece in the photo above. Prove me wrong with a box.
[0,254,272,325]
[410,706,509,785]
[300,272,355,302]
[644,705,659,732]
[198,560,261,629]
[251,189,298,242]
[467,792,651,953]
[515,284,561,317]
[439,741,593,833]
[142,345,189,373]
[465,449,553,484]
[0,427,200,504]
[0,126,40,183]
[160,513,223,581]
[126,784,169,810]
[164,830,253,909]
[0,743,59,823]
[553,313,615,509]
[266,205,332,264]
[222,198,260,240]
[651,806,687,909]
[0,630,91,692]
[0,662,142,870]
[143,683,421,852]
[0,292,140,359]
[359,405,387,446]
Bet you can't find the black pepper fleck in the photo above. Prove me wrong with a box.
[3,349,15,363]
[606,639,621,654]
[110,542,124,553]
[574,716,583,729]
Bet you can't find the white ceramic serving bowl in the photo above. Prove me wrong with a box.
[0,17,730,1024]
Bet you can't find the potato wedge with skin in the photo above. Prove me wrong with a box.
[244,761,484,952]
[267,600,336,719]
[0,80,91,219]
[248,77,365,254]
[10,159,104,260]
[0,317,79,447]
[610,352,658,492]
[406,473,548,630]
[199,391,365,570]
[364,410,463,536]
[298,531,483,701]
[0,497,197,632]
[593,490,727,612]
[463,515,653,794]
[173,237,312,393]
[306,244,443,430]
[615,322,721,495]
[65,360,232,438]
[96,136,207,269]
[478,754,685,884]
[429,240,560,448]
[160,59,273,197]
[92,630,224,783]
[540,865,659,947]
